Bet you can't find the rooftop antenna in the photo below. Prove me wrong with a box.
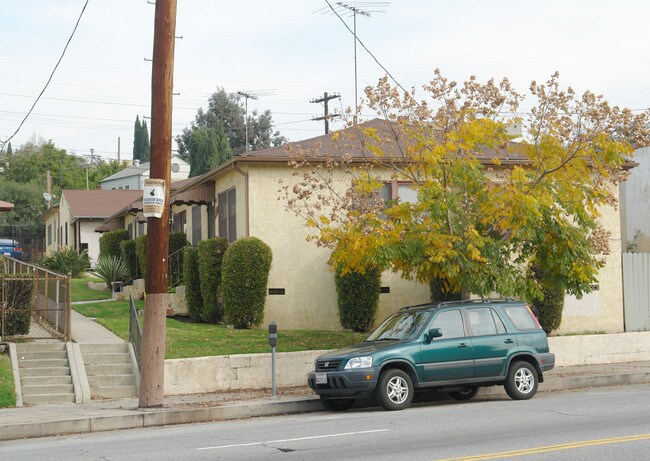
[236,89,276,152]
[317,2,389,124]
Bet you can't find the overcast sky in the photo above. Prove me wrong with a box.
[1,0,649,162]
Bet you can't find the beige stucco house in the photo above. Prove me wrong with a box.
[136,119,626,335]
[42,189,143,265]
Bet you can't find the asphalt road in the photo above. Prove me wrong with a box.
[2,384,650,460]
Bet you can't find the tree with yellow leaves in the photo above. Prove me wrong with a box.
[282,71,649,305]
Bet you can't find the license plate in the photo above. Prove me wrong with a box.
[315,372,327,384]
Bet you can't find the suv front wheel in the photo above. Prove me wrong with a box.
[505,361,538,400]
[376,369,413,411]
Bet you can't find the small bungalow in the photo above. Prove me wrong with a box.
[104,119,632,334]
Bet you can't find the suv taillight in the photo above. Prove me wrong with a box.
[526,305,543,329]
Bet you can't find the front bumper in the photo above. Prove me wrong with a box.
[307,368,379,397]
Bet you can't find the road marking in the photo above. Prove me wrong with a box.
[197,429,390,450]
[435,433,650,460]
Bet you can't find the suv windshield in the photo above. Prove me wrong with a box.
[367,310,430,341]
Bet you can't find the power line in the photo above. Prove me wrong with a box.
[0,0,89,146]
[323,0,419,110]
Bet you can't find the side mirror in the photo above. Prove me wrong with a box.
[425,328,443,343]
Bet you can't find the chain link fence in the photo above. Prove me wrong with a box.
[0,257,70,341]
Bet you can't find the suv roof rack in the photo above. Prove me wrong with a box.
[399,302,437,311]
[437,298,517,307]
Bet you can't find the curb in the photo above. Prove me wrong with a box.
[0,397,323,442]
[2,373,650,442]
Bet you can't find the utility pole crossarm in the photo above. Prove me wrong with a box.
[310,92,341,134]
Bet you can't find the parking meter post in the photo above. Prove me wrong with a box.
[269,321,277,398]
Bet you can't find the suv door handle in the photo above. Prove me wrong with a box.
[457,343,468,348]
[504,339,514,344]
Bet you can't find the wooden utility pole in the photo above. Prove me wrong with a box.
[310,92,341,134]
[139,0,176,408]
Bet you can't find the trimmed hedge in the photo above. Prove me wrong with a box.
[531,284,565,334]
[183,246,203,321]
[99,230,129,259]
[335,266,381,332]
[0,274,35,336]
[197,238,229,323]
[120,239,140,281]
[429,276,462,303]
[222,237,272,329]
[135,235,147,279]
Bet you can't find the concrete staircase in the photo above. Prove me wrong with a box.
[15,343,75,405]
[80,343,138,399]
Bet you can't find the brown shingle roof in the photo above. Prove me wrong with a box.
[63,189,143,219]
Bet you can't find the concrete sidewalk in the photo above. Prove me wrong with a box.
[1,361,649,442]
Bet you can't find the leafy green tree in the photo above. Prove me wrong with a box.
[142,119,150,162]
[6,142,11,155]
[284,71,650,305]
[0,180,45,234]
[176,87,287,160]
[133,116,143,162]
[2,141,86,195]
[188,124,232,177]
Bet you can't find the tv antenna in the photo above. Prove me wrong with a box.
[317,2,389,122]
[236,89,276,152]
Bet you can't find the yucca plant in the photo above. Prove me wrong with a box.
[40,247,90,277]
[94,255,129,290]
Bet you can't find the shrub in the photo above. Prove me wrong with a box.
[120,239,140,281]
[429,276,462,303]
[0,274,34,336]
[197,238,229,323]
[99,230,129,259]
[531,284,565,334]
[530,265,565,334]
[135,235,147,279]
[40,247,89,277]
[94,255,129,290]
[222,237,273,329]
[335,266,381,332]
[183,246,203,321]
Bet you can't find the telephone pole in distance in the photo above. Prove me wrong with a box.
[310,92,341,134]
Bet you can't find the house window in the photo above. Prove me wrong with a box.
[381,181,418,204]
[173,210,186,233]
[207,202,216,239]
[65,225,68,246]
[47,224,52,245]
[218,188,236,243]
[191,206,202,245]
[128,223,134,239]
[137,221,145,237]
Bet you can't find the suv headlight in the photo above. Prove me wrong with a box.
[345,356,373,369]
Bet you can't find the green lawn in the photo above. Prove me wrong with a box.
[71,277,113,302]
[0,353,16,408]
[72,299,367,359]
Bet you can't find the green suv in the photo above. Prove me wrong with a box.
[307,299,555,411]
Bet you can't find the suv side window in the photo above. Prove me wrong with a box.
[467,307,498,336]
[432,309,465,338]
[502,305,539,331]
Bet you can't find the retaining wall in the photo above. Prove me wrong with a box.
[163,331,650,395]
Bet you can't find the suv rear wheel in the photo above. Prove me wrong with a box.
[505,361,538,400]
[376,369,413,411]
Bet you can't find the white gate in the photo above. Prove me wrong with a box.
[622,252,650,331]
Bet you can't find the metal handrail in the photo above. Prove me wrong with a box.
[167,244,189,288]
[129,295,142,369]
